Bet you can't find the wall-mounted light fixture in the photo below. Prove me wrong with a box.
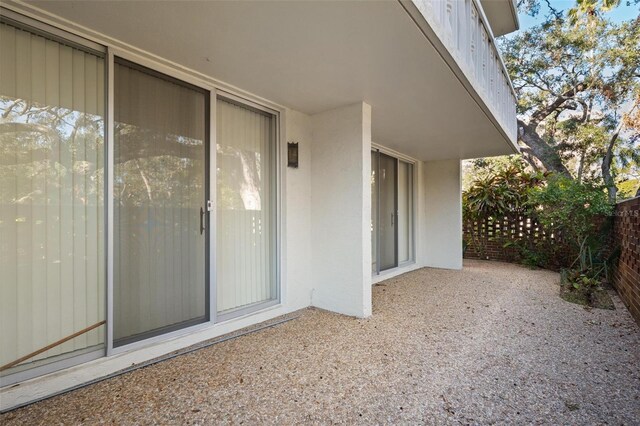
[288,142,299,168]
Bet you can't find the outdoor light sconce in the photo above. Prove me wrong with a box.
[288,142,299,168]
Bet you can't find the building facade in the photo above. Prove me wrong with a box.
[0,0,518,411]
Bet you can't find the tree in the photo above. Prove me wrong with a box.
[500,6,640,201]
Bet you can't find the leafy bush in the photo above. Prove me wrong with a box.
[528,174,613,269]
[463,160,543,220]
[520,246,549,269]
[529,174,614,301]
[463,159,544,261]
[617,179,640,200]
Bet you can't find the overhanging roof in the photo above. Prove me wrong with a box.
[480,0,520,37]
[19,0,517,161]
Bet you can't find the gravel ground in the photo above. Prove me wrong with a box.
[2,260,639,425]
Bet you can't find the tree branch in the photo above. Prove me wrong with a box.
[518,119,572,176]
[529,84,586,127]
[602,121,625,203]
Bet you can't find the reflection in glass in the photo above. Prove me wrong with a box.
[371,152,414,274]
[371,150,378,273]
[398,161,414,263]
[113,60,208,346]
[0,21,105,377]
[216,99,276,314]
[379,153,398,271]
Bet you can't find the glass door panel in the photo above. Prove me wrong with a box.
[216,98,276,317]
[371,151,378,273]
[0,21,106,380]
[113,59,209,346]
[398,161,414,263]
[379,153,397,271]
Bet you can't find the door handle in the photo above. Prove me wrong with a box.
[200,206,205,235]
[391,212,394,226]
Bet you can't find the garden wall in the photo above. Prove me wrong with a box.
[611,197,640,326]
[463,215,575,270]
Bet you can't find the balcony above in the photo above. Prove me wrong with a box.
[10,0,519,160]
[407,0,519,148]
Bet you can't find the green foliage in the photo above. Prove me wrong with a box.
[463,158,543,220]
[565,269,600,290]
[463,158,544,260]
[464,165,615,272]
[617,179,640,199]
[528,174,613,251]
[500,4,640,196]
[529,174,614,292]
[520,247,549,269]
[568,0,622,24]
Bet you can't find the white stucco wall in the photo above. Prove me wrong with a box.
[282,109,314,311]
[309,102,372,318]
[422,159,463,270]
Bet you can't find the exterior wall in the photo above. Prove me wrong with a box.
[283,109,314,310]
[422,159,463,269]
[1,105,319,411]
[0,1,483,407]
[612,197,640,326]
[309,102,373,318]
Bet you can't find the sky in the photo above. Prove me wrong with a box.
[517,0,639,30]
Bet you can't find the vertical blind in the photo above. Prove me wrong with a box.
[398,161,414,263]
[378,153,397,271]
[371,152,378,273]
[0,21,105,372]
[113,60,207,345]
[216,99,276,314]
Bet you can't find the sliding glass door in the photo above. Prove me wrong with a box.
[216,98,277,318]
[1,19,106,381]
[371,149,414,274]
[1,13,280,383]
[398,161,414,263]
[113,59,209,346]
[379,152,398,271]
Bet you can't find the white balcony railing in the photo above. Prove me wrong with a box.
[412,0,518,142]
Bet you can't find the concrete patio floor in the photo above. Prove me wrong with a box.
[2,260,639,424]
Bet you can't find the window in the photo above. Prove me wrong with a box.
[0,19,106,379]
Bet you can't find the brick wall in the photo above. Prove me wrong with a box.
[611,197,640,326]
[463,215,575,270]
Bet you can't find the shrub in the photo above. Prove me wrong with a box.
[528,174,613,267]
[529,174,614,299]
[463,160,542,220]
[463,160,544,261]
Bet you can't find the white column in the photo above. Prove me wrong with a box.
[421,159,463,270]
[309,102,372,318]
